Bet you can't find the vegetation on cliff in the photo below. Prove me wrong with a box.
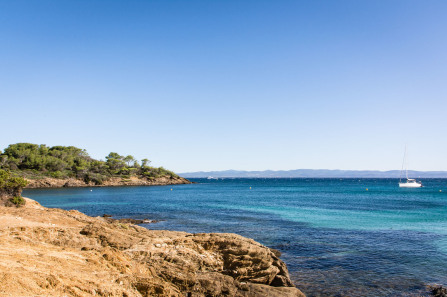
[0,143,179,185]
[0,169,28,206]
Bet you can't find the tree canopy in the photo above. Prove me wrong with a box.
[0,143,178,185]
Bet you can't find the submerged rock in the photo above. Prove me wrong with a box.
[430,285,447,297]
[0,198,305,297]
[101,215,160,225]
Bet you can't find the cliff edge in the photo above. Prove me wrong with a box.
[0,198,305,297]
[25,176,191,188]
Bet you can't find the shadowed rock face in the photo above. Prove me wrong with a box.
[0,198,305,297]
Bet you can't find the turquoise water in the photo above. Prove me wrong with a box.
[23,178,447,296]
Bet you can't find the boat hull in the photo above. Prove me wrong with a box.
[399,182,422,188]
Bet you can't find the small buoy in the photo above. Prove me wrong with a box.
[440,190,442,192]
[249,187,252,190]
[366,188,368,191]
[171,188,173,191]
[90,190,92,192]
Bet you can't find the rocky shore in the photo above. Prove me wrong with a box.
[25,176,191,188]
[0,198,305,297]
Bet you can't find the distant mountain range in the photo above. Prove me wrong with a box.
[180,169,447,178]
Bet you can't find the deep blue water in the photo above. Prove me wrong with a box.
[23,178,447,297]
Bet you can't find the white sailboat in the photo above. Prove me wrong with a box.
[399,146,422,188]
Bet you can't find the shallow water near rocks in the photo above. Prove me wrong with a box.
[24,178,447,297]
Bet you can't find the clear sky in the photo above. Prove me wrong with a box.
[1,0,446,173]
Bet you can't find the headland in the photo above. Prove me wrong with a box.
[25,175,191,188]
[0,143,192,189]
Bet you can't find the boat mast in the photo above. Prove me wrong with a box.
[400,145,407,182]
[404,146,409,180]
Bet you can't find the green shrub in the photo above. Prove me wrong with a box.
[83,172,106,185]
[49,171,63,178]
[143,171,156,178]
[10,196,25,206]
[0,169,28,198]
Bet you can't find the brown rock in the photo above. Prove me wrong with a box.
[0,198,305,297]
[25,176,192,188]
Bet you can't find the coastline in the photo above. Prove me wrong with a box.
[25,176,192,189]
[0,198,305,297]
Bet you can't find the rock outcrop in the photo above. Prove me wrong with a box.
[0,198,305,297]
[25,175,191,189]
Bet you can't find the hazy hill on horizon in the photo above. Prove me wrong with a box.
[180,169,447,178]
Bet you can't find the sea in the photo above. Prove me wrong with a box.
[23,178,447,297]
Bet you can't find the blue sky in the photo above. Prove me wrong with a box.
[1,0,446,172]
